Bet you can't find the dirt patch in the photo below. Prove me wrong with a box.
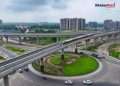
[112,47,120,52]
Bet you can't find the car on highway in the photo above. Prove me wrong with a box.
[64,80,73,85]
[24,67,29,72]
[91,53,98,57]
[82,80,93,85]
[91,52,105,59]
[42,77,47,80]
[18,69,23,73]
[79,51,85,55]
[97,55,105,59]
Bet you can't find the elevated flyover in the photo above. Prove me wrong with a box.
[0,31,120,86]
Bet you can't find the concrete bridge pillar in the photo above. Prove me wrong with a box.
[84,39,91,48]
[0,36,3,41]
[60,43,64,61]
[74,44,78,54]
[3,75,9,86]
[40,58,44,73]
[23,37,27,41]
[0,36,4,45]
[36,37,40,44]
[61,48,64,61]
[18,36,22,44]
[5,36,8,43]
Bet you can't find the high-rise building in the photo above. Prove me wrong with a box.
[104,20,120,31]
[78,18,86,30]
[88,22,98,28]
[60,18,86,32]
[114,21,120,31]
[60,18,70,31]
[104,20,114,31]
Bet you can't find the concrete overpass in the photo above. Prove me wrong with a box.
[0,31,99,44]
[0,31,120,86]
[0,32,97,37]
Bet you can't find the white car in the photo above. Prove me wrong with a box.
[18,69,23,73]
[83,80,93,85]
[64,80,73,85]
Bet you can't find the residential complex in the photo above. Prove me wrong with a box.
[88,22,98,28]
[104,20,120,31]
[60,18,86,32]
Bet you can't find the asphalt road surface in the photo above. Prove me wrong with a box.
[0,40,120,86]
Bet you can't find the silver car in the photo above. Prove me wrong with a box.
[83,80,93,85]
[64,80,73,85]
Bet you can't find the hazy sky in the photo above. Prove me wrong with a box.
[0,0,120,22]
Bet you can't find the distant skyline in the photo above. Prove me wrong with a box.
[0,0,120,22]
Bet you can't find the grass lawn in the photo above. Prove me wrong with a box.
[83,46,97,51]
[38,37,56,45]
[63,55,98,76]
[0,56,6,60]
[24,37,68,45]
[82,43,102,51]
[109,44,120,59]
[5,45,25,54]
[50,53,71,65]
[32,62,41,71]
[41,53,99,76]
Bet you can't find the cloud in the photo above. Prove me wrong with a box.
[7,0,68,12]
[0,0,120,22]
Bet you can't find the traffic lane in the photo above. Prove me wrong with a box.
[9,73,64,86]
[88,82,119,86]
[95,61,120,83]
[8,72,120,86]
[0,60,119,86]
[22,71,65,85]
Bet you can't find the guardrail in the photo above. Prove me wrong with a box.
[0,43,58,67]
[0,44,61,78]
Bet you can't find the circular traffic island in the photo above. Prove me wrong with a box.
[32,52,99,77]
[108,43,120,60]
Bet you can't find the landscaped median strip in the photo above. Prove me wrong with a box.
[108,43,120,59]
[0,55,6,63]
[4,45,26,55]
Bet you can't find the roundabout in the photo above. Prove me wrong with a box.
[29,52,103,80]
